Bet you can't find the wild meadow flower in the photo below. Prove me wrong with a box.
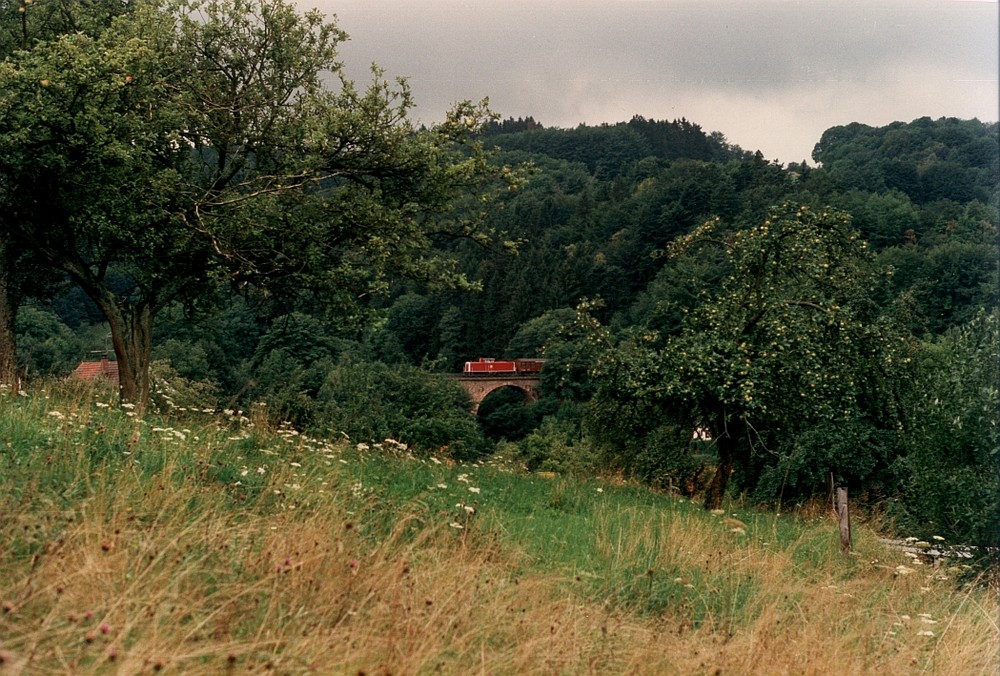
[449,522,464,530]
[468,486,481,494]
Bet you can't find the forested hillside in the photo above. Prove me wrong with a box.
[2,0,996,551]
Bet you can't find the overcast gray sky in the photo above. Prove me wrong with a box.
[298,0,998,165]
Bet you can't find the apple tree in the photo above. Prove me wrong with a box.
[0,0,521,408]
[588,203,918,509]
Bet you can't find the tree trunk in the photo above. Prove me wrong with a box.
[92,292,153,413]
[111,304,153,412]
[0,240,20,392]
[703,428,735,511]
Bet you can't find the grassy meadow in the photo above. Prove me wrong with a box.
[0,383,997,674]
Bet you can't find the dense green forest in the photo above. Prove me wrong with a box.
[1,1,997,551]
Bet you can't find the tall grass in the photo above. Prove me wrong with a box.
[1,383,996,674]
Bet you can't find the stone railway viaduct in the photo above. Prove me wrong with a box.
[449,374,542,414]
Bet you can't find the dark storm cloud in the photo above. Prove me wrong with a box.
[299,0,998,164]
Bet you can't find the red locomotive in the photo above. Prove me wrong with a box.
[463,357,544,375]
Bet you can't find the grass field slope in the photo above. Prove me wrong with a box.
[1,383,997,674]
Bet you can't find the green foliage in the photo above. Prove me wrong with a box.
[315,357,486,459]
[151,339,214,383]
[476,386,546,442]
[893,310,1000,550]
[813,117,999,205]
[751,419,904,504]
[149,358,220,413]
[500,403,598,474]
[589,204,918,508]
[484,116,746,174]
[504,308,576,359]
[0,0,524,407]
[15,306,79,378]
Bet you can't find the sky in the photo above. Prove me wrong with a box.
[297,0,999,165]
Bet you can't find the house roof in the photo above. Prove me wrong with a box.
[72,358,119,383]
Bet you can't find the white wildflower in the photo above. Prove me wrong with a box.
[468,486,480,494]
[449,522,464,530]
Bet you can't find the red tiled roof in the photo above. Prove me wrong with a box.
[72,358,119,383]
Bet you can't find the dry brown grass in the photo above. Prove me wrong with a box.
[2,466,996,675]
[0,391,996,674]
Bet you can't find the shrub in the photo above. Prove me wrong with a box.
[506,409,599,474]
[893,309,1000,550]
[315,357,487,458]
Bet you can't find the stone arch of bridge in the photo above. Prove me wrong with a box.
[452,376,541,414]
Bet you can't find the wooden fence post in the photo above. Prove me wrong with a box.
[836,487,851,554]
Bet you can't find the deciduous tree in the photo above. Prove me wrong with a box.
[0,0,520,409]
[588,203,917,509]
